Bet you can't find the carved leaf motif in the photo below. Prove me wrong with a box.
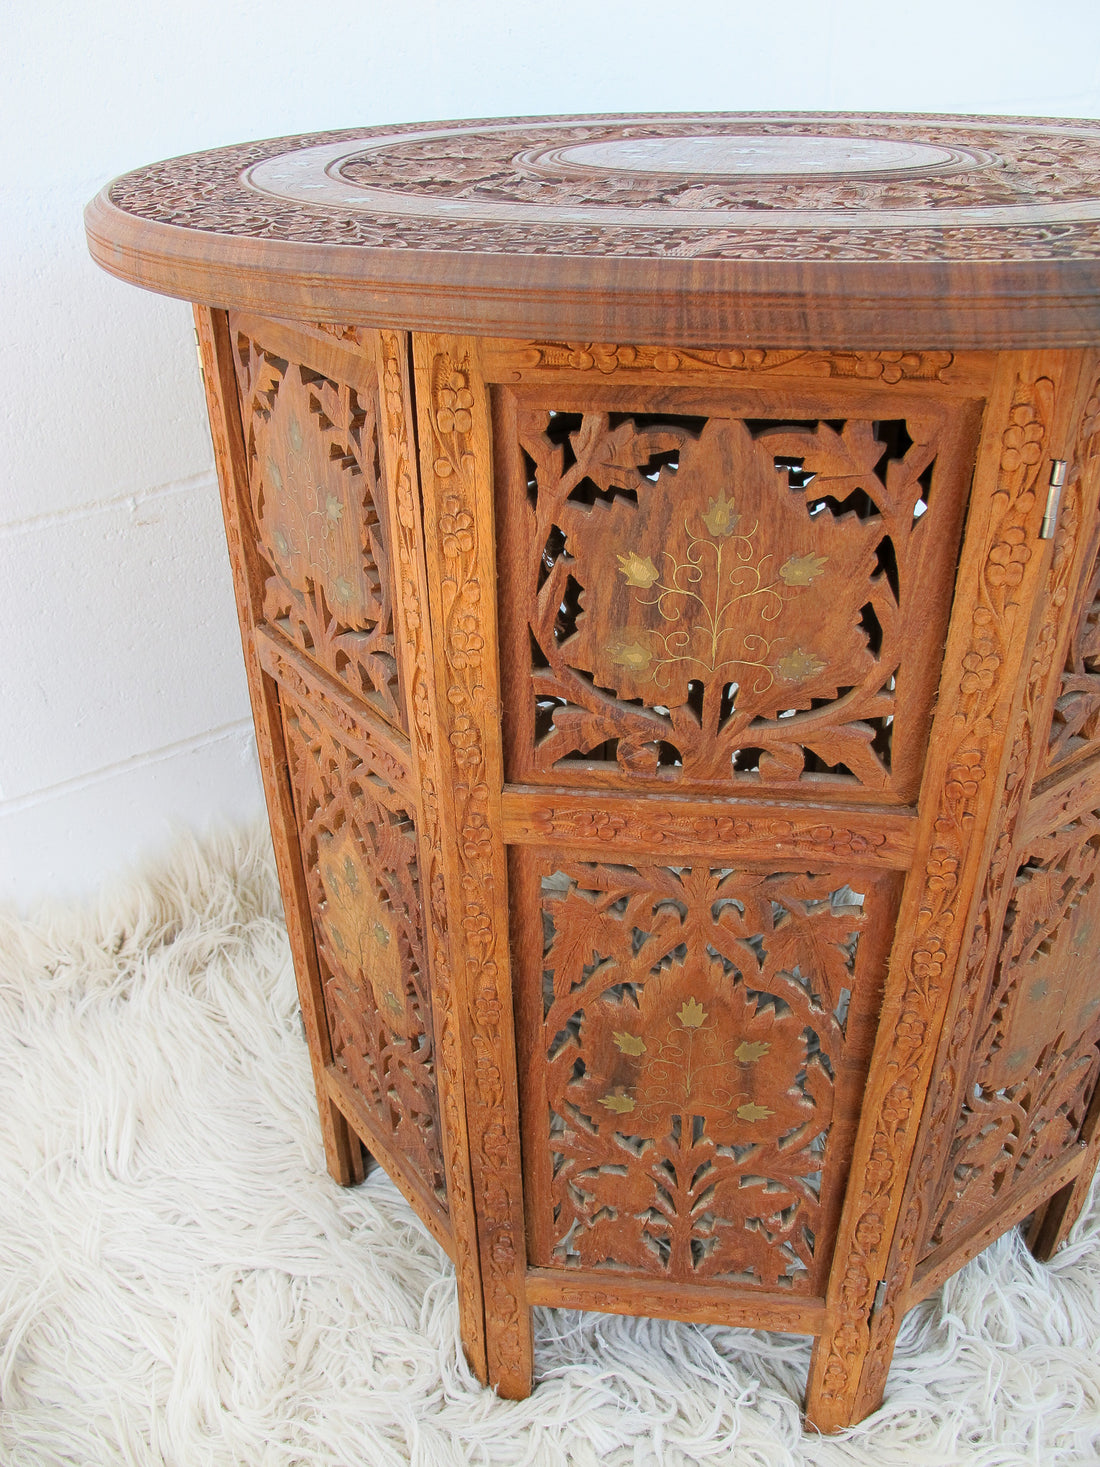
[763,891,865,1012]
[1047,542,1100,769]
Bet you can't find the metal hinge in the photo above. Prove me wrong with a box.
[870,1279,888,1318]
[193,325,206,386]
[1040,459,1068,540]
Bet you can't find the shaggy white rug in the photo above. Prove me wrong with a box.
[2,826,1099,1467]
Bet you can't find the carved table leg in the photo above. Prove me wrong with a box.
[412,333,534,1397]
[195,304,365,1188]
[805,351,1087,1430]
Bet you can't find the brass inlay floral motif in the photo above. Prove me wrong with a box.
[263,398,381,627]
[608,496,827,692]
[317,827,410,1037]
[537,862,873,1285]
[516,405,974,789]
[597,993,775,1127]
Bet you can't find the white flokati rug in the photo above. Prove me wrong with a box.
[2,828,1099,1467]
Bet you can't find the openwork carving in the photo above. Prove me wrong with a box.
[1044,384,1100,774]
[842,367,1098,1417]
[929,808,1100,1247]
[282,696,446,1205]
[526,860,882,1290]
[507,403,969,796]
[232,330,403,729]
[1047,547,1100,766]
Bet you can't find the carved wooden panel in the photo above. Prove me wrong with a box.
[803,355,1075,1428]
[926,806,1100,1250]
[498,392,979,799]
[1046,544,1100,769]
[281,694,446,1207]
[516,857,895,1293]
[230,323,404,730]
[1040,385,1100,777]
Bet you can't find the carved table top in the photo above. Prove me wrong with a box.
[86,112,1100,347]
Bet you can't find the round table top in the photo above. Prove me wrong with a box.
[85,111,1100,349]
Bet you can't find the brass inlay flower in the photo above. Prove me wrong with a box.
[778,552,828,586]
[701,491,740,538]
[610,503,830,694]
[677,997,706,1029]
[616,550,660,588]
[608,640,652,671]
[597,995,774,1128]
[776,647,826,681]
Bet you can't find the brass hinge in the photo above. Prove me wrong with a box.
[1040,459,1068,540]
[193,325,206,386]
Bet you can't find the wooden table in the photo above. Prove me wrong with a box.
[86,113,1100,1430]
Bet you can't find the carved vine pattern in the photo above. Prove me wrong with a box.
[535,861,872,1289]
[375,330,481,1343]
[340,121,1100,212]
[421,346,527,1377]
[232,331,403,729]
[282,696,446,1203]
[501,342,956,383]
[516,406,957,794]
[814,372,1054,1408]
[524,804,905,865]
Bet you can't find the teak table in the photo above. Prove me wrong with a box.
[86,114,1100,1430]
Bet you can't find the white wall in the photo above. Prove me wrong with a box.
[3,0,1100,909]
